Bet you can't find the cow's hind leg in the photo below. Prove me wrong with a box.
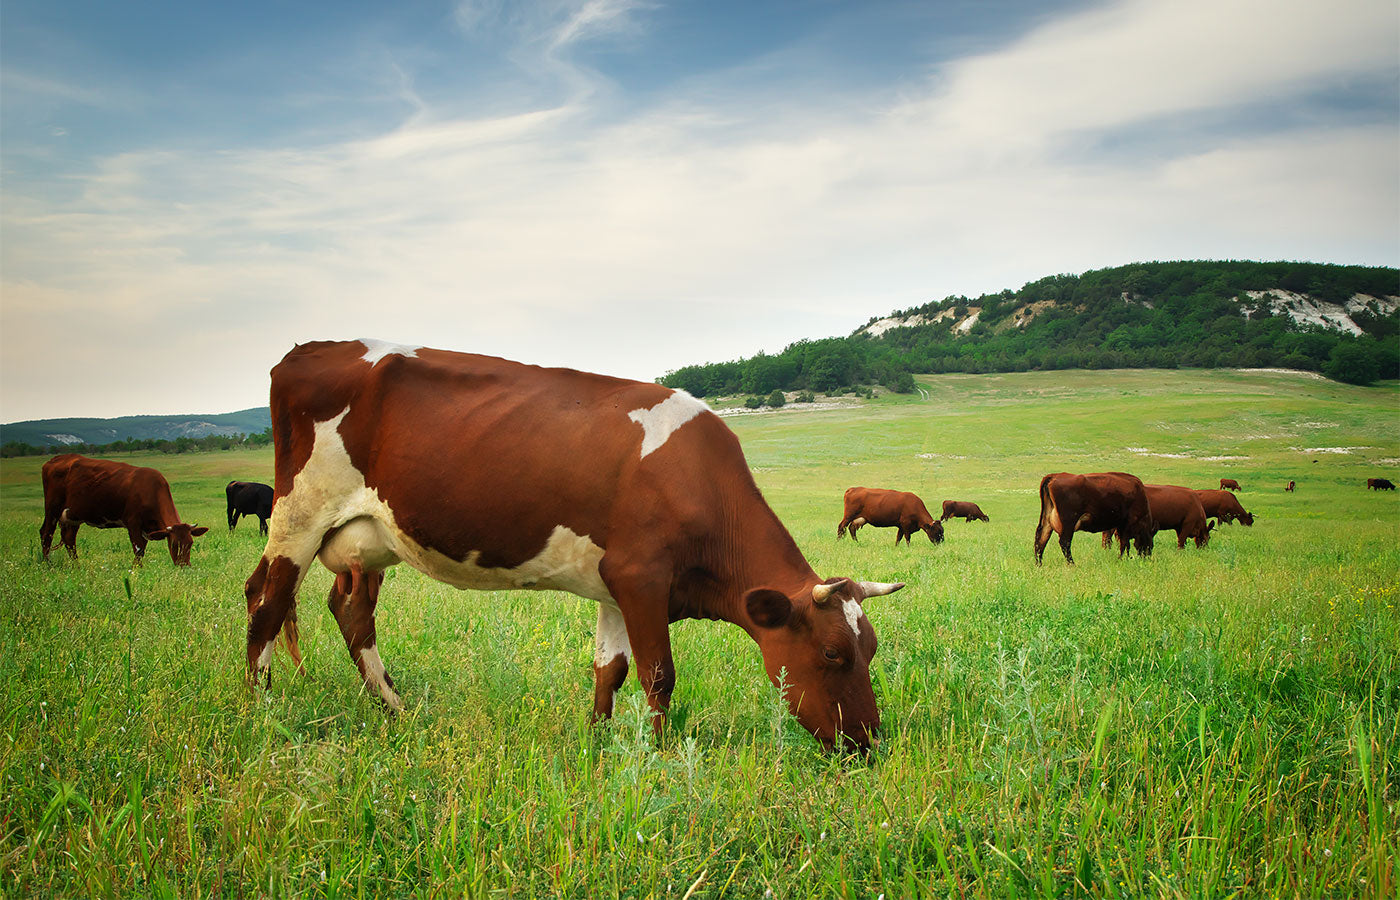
[39,504,62,561]
[592,602,632,720]
[245,554,306,690]
[327,565,400,710]
[1033,518,1055,565]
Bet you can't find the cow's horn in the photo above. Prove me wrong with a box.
[812,583,838,605]
[858,581,905,599]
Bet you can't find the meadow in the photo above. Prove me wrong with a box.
[1,368,1396,898]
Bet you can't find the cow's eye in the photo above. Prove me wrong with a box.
[823,647,841,662]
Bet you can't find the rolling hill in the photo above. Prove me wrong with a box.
[1,407,271,450]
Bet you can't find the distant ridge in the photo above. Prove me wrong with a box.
[2,407,271,449]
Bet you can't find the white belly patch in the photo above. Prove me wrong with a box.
[275,407,613,602]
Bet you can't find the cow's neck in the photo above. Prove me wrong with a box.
[148,493,183,531]
[671,491,818,634]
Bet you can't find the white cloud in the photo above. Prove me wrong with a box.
[2,0,1396,421]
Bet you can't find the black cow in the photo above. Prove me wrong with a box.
[226,481,274,534]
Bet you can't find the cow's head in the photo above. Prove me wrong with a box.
[144,523,209,565]
[1130,517,1155,557]
[1237,510,1254,526]
[746,577,903,752]
[923,520,945,544]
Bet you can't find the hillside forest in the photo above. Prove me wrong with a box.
[659,261,1399,398]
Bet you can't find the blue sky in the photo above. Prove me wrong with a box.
[3,0,1397,421]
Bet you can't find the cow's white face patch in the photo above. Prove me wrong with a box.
[256,640,276,670]
[628,390,708,459]
[359,339,422,365]
[842,599,862,638]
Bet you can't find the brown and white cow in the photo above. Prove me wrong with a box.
[243,340,904,752]
[1368,477,1396,491]
[40,454,208,566]
[939,500,989,523]
[836,487,944,545]
[1194,489,1255,526]
[1101,484,1211,553]
[1034,472,1154,565]
[1285,481,1295,492]
[1219,478,1241,491]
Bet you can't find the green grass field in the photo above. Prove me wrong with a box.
[2,369,1396,898]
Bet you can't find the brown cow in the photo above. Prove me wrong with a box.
[1101,484,1211,552]
[939,500,989,523]
[40,454,208,566]
[1034,472,1154,565]
[243,340,905,752]
[1194,489,1254,526]
[1368,478,1396,491]
[837,488,944,545]
[1285,481,1295,492]
[1219,478,1241,491]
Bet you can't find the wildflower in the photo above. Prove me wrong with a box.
[1324,848,1332,858]
[636,831,644,844]
[881,821,890,829]
[820,831,826,841]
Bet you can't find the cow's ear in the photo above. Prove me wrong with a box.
[745,588,792,629]
[190,525,209,537]
[145,529,170,541]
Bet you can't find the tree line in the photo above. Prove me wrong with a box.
[660,261,1399,397]
[1,429,274,459]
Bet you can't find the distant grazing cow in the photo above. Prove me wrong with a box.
[939,500,989,523]
[1194,489,1255,526]
[1102,484,1211,552]
[1219,478,1241,491]
[1035,472,1154,565]
[242,340,905,752]
[226,481,274,534]
[40,454,208,566]
[1285,481,1295,492]
[838,487,945,545]
[1368,478,1396,491]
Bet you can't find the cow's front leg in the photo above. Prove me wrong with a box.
[127,527,148,567]
[59,520,80,560]
[592,602,632,720]
[601,559,675,737]
[1059,530,1075,565]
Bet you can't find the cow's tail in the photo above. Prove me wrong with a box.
[1034,475,1055,563]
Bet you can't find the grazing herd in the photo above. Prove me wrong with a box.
[31,339,1397,752]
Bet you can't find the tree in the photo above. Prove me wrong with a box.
[1322,341,1382,385]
